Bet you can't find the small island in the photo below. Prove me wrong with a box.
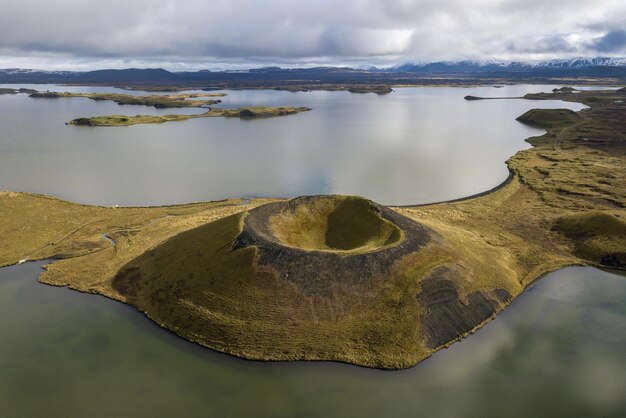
[552,86,578,93]
[0,87,38,95]
[463,95,484,100]
[277,84,393,94]
[118,83,394,95]
[29,91,226,108]
[67,106,312,126]
[347,84,394,94]
[26,90,312,126]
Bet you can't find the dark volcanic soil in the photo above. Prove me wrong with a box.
[417,267,512,349]
[233,196,433,296]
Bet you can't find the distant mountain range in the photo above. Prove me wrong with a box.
[385,57,626,73]
[1,57,625,86]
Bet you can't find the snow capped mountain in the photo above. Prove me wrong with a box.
[534,57,626,68]
[390,60,508,73]
[386,57,626,73]
[0,57,625,83]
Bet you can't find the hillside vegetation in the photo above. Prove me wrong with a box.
[68,107,312,126]
[515,108,581,128]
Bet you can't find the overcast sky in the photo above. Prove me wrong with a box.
[1,0,625,70]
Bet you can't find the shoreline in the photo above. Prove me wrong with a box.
[1,171,516,212]
[0,252,605,374]
[393,170,515,208]
[1,86,624,369]
[3,81,625,94]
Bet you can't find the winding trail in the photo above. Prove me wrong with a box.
[17,199,252,266]
[22,216,116,262]
[553,111,590,151]
[100,215,176,248]
[99,198,251,248]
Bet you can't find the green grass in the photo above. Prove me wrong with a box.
[515,108,581,128]
[109,204,432,369]
[2,88,625,369]
[267,196,401,252]
[29,89,311,126]
[347,85,393,95]
[0,191,251,269]
[69,114,193,126]
[325,197,401,250]
[68,107,311,126]
[553,211,626,264]
[225,106,311,118]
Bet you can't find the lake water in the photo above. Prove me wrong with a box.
[0,84,586,206]
[0,262,624,418]
[1,85,624,417]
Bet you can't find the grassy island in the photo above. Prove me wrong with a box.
[347,85,394,94]
[26,89,311,126]
[0,87,38,95]
[114,83,394,94]
[67,106,312,126]
[273,84,393,94]
[29,91,226,108]
[1,88,625,369]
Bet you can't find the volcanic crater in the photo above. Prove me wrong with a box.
[233,195,432,295]
[110,195,510,368]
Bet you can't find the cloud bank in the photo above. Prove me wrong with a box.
[1,0,625,70]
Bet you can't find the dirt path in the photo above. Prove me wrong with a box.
[553,110,590,151]
[99,199,251,248]
[100,215,175,248]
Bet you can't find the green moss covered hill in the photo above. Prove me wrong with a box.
[1,87,624,369]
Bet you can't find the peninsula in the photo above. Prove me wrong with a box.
[67,107,312,126]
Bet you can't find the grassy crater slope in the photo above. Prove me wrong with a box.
[1,88,625,369]
[553,211,626,268]
[67,107,312,126]
[111,195,513,368]
[515,108,581,128]
[266,196,401,252]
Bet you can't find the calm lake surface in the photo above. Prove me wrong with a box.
[0,84,586,205]
[1,85,623,417]
[0,262,624,418]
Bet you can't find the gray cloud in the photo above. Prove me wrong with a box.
[0,0,625,70]
[592,30,626,52]
[505,35,578,55]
